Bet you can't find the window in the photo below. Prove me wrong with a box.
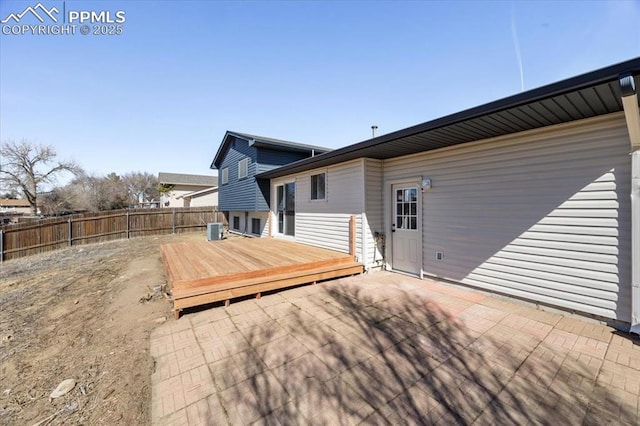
[233,216,240,230]
[251,218,260,235]
[395,188,418,230]
[310,173,326,200]
[238,158,249,179]
[221,168,228,185]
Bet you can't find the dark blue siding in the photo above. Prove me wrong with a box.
[256,148,309,167]
[218,138,259,211]
[219,141,316,212]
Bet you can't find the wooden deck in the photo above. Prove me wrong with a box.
[161,238,363,318]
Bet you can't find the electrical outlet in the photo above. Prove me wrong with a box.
[436,251,444,261]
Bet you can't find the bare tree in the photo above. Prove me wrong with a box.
[0,139,79,214]
[50,172,128,213]
[122,172,159,206]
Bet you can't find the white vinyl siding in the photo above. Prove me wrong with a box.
[247,212,269,237]
[295,213,362,257]
[229,211,269,236]
[272,159,366,263]
[383,113,631,322]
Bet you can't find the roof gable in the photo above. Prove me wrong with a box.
[211,131,331,169]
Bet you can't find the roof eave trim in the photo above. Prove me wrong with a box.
[257,57,640,179]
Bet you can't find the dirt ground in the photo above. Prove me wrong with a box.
[0,232,207,425]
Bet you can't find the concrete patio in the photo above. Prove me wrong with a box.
[150,272,640,425]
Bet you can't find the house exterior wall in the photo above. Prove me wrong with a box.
[163,185,211,208]
[0,204,31,215]
[228,210,269,236]
[364,159,384,268]
[219,139,258,212]
[255,148,312,172]
[218,139,315,212]
[185,191,218,208]
[270,159,370,265]
[383,113,631,322]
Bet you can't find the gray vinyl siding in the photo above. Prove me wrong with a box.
[383,113,631,321]
[364,159,384,267]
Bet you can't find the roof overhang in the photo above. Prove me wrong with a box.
[257,57,640,180]
[178,186,219,199]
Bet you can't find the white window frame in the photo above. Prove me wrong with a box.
[238,158,249,180]
[310,172,327,201]
[221,168,229,185]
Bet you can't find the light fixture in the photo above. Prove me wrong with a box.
[421,177,432,190]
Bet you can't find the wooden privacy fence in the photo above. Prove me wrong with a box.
[0,207,226,262]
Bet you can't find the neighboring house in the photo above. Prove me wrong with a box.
[0,198,32,218]
[179,186,219,208]
[137,201,161,209]
[158,172,218,208]
[211,131,331,236]
[231,58,639,332]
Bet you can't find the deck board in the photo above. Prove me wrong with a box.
[161,238,363,317]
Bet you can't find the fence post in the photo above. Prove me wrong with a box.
[68,217,72,246]
[126,210,130,239]
[172,209,176,234]
[0,229,3,263]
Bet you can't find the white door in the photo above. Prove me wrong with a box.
[391,185,421,275]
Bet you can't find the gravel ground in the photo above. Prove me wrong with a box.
[0,232,206,425]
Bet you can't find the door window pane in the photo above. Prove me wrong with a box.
[284,182,295,236]
[277,185,284,233]
[395,186,418,230]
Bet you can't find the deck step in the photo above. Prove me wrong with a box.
[173,262,363,311]
[173,261,362,299]
[169,254,357,290]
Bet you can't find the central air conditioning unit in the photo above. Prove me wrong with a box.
[206,223,223,241]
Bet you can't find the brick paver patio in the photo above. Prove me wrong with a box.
[150,272,640,425]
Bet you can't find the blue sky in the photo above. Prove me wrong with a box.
[1,0,639,183]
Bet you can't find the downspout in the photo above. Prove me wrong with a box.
[620,73,640,335]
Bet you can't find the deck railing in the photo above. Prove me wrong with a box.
[0,207,226,262]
